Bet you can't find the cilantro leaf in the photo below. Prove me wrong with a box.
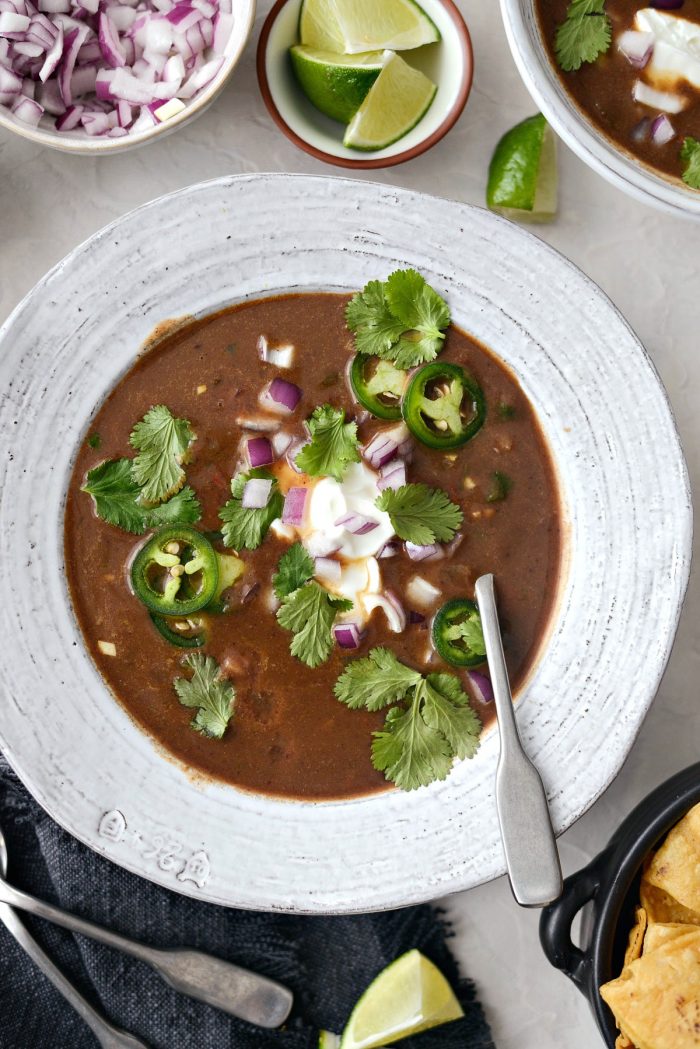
[333,647,421,711]
[346,270,451,369]
[441,613,486,660]
[376,484,463,544]
[681,137,700,190]
[336,647,481,790]
[273,542,314,600]
[421,674,482,760]
[277,581,352,668]
[173,653,235,739]
[219,468,283,551]
[295,405,360,481]
[82,459,201,534]
[130,405,195,505]
[555,0,611,72]
[345,280,407,358]
[372,701,453,791]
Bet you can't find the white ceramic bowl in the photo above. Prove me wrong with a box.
[0,174,691,913]
[499,0,700,219]
[0,0,255,155]
[257,0,472,168]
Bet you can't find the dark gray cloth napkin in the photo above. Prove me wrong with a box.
[0,758,495,1049]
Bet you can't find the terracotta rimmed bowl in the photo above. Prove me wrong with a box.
[499,0,700,219]
[0,173,691,913]
[0,0,255,155]
[256,0,473,169]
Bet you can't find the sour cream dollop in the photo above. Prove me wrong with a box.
[635,9,700,91]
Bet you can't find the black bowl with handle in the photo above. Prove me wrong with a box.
[539,761,700,1047]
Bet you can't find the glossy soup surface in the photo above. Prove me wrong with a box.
[64,293,562,800]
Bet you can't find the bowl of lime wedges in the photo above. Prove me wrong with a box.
[257,0,473,168]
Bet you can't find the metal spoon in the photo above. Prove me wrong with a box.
[0,822,293,1028]
[0,826,149,1048]
[475,573,562,908]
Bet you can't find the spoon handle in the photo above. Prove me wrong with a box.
[0,901,150,1048]
[475,573,562,908]
[0,881,292,1027]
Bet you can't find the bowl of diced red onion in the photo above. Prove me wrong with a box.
[0,0,255,151]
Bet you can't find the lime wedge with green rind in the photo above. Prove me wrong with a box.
[319,1033,341,1049]
[343,51,436,151]
[487,113,558,223]
[290,46,384,123]
[299,0,439,55]
[338,949,463,1049]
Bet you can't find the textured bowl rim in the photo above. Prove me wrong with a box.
[0,0,256,155]
[0,173,692,912]
[498,0,700,219]
[256,0,473,169]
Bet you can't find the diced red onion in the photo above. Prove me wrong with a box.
[315,556,341,586]
[259,377,302,415]
[377,459,406,492]
[257,334,296,370]
[364,590,406,633]
[377,540,399,559]
[630,117,651,143]
[246,436,274,468]
[241,477,272,510]
[282,487,307,526]
[0,0,233,136]
[651,113,675,145]
[333,621,364,650]
[363,423,413,470]
[286,440,307,473]
[271,431,293,458]
[236,413,282,434]
[409,610,426,624]
[633,79,686,114]
[335,511,379,536]
[445,532,464,557]
[406,575,442,609]
[617,30,653,68]
[468,670,494,704]
[405,541,443,562]
[11,91,41,122]
[55,100,81,127]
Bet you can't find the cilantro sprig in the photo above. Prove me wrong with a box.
[295,405,360,482]
[681,137,700,190]
[173,653,236,739]
[130,405,195,505]
[346,269,451,370]
[376,484,463,544]
[274,544,352,667]
[82,458,201,535]
[555,0,611,72]
[219,468,284,551]
[335,648,481,790]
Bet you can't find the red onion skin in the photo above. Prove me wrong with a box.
[468,670,494,704]
[282,487,308,526]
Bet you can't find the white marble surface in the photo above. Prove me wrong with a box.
[1,1,698,1046]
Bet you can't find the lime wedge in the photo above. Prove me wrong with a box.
[299,0,439,55]
[343,51,436,151]
[319,1033,341,1049]
[487,114,558,223]
[290,46,384,123]
[339,949,463,1049]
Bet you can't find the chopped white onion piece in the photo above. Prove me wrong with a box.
[406,575,442,609]
[98,640,117,656]
[633,79,687,113]
[257,334,296,369]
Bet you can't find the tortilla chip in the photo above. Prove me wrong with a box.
[600,928,700,1049]
[615,1033,634,1049]
[644,923,697,956]
[640,880,700,926]
[646,803,700,914]
[624,907,648,966]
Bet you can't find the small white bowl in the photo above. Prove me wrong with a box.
[500,0,700,219]
[0,0,256,155]
[257,0,473,169]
